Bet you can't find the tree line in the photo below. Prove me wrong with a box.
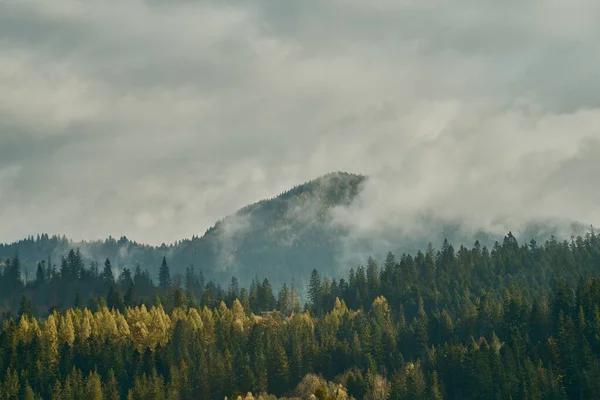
[0,230,599,398]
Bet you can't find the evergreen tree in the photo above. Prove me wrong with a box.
[102,258,115,285]
[159,257,172,291]
[430,370,443,400]
[35,261,46,285]
[258,279,276,311]
[18,295,34,319]
[309,269,322,309]
[104,369,120,400]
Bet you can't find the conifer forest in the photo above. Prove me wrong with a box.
[2,0,600,399]
[1,231,600,399]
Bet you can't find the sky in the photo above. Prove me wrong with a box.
[1,0,599,246]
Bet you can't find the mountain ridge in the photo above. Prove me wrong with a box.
[0,172,367,287]
[0,171,590,290]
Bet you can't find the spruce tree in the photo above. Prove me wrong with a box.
[159,257,172,291]
[309,269,322,309]
[18,295,34,319]
[102,258,115,285]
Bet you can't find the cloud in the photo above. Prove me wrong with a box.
[0,0,599,247]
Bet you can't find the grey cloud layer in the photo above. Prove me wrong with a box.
[1,0,599,245]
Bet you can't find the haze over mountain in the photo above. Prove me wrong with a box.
[0,171,590,293]
[1,0,600,255]
[3,2,600,399]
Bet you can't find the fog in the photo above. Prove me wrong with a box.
[1,0,599,247]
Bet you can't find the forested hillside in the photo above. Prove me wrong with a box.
[0,172,366,290]
[1,230,600,399]
[0,172,585,294]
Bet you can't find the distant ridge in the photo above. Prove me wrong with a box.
[0,172,368,288]
[0,171,588,291]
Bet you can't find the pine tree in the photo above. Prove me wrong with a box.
[173,287,187,310]
[66,248,84,281]
[51,381,63,400]
[430,370,443,400]
[258,279,276,311]
[107,285,125,311]
[309,269,322,309]
[23,383,35,400]
[120,267,133,289]
[104,369,120,400]
[35,261,46,285]
[268,343,289,395]
[229,276,240,300]
[59,256,70,281]
[277,283,290,315]
[254,351,268,394]
[159,257,172,291]
[84,371,104,400]
[125,283,137,307]
[18,295,34,319]
[366,256,380,297]
[102,258,115,285]
[406,362,426,400]
[184,266,196,294]
[9,253,22,283]
[290,282,301,314]
[3,368,19,399]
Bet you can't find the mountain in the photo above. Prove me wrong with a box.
[168,171,366,288]
[0,172,366,289]
[0,171,589,292]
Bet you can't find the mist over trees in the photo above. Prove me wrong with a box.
[1,174,599,399]
[0,173,589,297]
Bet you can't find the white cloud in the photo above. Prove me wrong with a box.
[0,0,599,246]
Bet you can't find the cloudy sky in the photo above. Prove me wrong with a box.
[1,0,599,245]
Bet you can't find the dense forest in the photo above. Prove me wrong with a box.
[2,172,582,294]
[0,172,367,291]
[1,229,600,398]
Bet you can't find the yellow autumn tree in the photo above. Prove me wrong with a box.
[84,371,104,400]
[232,299,248,332]
[115,311,131,344]
[76,309,94,341]
[186,307,203,332]
[58,311,76,347]
[95,307,118,341]
[17,315,33,344]
[43,314,60,370]
[200,306,215,344]
[147,305,170,350]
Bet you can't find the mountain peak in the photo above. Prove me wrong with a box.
[277,171,366,202]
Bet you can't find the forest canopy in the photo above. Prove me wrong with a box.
[0,230,599,398]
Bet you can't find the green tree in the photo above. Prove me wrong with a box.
[258,279,276,311]
[102,258,115,285]
[429,370,443,400]
[18,295,34,319]
[84,371,104,400]
[309,269,322,309]
[22,384,35,400]
[159,257,172,291]
[104,369,120,400]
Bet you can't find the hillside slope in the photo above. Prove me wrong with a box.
[171,171,366,286]
[0,171,587,290]
[0,172,366,288]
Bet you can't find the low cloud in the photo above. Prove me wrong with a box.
[0,0,599,249]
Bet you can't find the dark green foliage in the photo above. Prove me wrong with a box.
[0,173,367,291]
[17,296,33,320]
[158,257,171,291]
[102,258,114,285]
[0,230,599,398]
